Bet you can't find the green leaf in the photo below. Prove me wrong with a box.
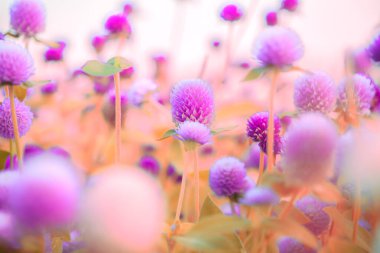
[158,129,177,141]
[211,125,237,135]
[243,67,268,81]
[107,56,131,70]
[200,196,222,219]
[82,60,121,77]
[23,80,52,88]
[0,150,10,169]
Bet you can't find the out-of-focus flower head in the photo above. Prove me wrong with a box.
[93,76,113,95]
[0,171,20,210]
[44,41,66,62]
[91,35,108,53]
[219,3,243,22]
[281,0,299,12]
[277,237,316,253]
[120,66,134,79]
[266,11,278,26]
[240,187,279,206]
[352,48,371,74]
[138,155,160,176]
[105,14,131,35]
[40,80,58,95]
[128,78,157,107]
[10,0,45,37]
[123,2,134,16]
[101,89,128,126]
[368,33,380,63]
[244,143,267,169]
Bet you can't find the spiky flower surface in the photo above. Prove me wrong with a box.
[240,187,279,206]
[170,79,214,126]
[138,155,160,176]
[0,40,34,85]
[10,0,45,37]
[105,14,131,34]
[368,33,380,63]
[220,4,243,22]
[176,121,211,145]
[294,72,337,114]
[278,237,316,253]
[253,27,303,67]
[209,157,248,198]
[0,98,33,139]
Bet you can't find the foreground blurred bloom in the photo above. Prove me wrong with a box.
[40,80,58,94]
[10,0,45,37]
[91,35,107,52]
[44,41,66,62]
[102,89,128,126]
[368,33,380,63]
[219,4,243,22]
[281,113,338,186]
[105,14,131,35]
[128,79,157,107]
[266,11,278,26]
[81,167,165,253]
[244,143,267,169]
[240,187,279,206]
[0,171,19,210]
[4,144,43,169]
[338,74,375,115]
[138,155,160,176]
[0,98,33,139]
[170,79,214,126]
[278,237,316,253]
[176,121,211,145]
[281,0,299,11]
[0,40,34,85]
[253,27,303,68]
[10,153,81,229]
[209,157,247,198]
[294,72,337,114]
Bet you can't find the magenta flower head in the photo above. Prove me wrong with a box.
[294,72,337,114]
[240,187,279,206]
[123,2,134,15]
[0,171,20,210]
[138,155,160,176]
[0,98,33,139]
[244,143,267,169]
[10,153,81,230]
[40,80,58,95]
[266,11,278,26]
[368,33,380,63]
[337,74,375,115]
[102,89,128,126]
[253,27,303,68]
[209,157,248,198]
[128,79,157,107]
[295,195,332,235]
[170,79,214,126]
[44,41,66,62]
[93,77,113,95]
[352,48,371,74]
[91,35,107,52]
[219,3,243,22]
[371,83,380,113]
[281,113,338,186]
[0,40,34,85]
[120,66,134,79]
[281,0,299,12]
[176,121,211,145]
[278,237,316,253]
[105,14,131,35]
[10,0,45,37]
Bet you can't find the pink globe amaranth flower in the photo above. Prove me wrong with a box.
[0,171,20,210]
[294,72,337,114]
[123,2,134,15]
[211,39,221,48]
[102,89,128,126]
[176,121,211,145]
[244,143,267,169]
[4,144,43,170]
[152,53,167,64]
[93,77,113,95]
[0,98,33,139]
[281,113,338,186]
[10,0,45,37]
[240,187,279,206]
[266,11,278,26]
[220,4,243,22]
[170,79,215,126]
[209,157,248,198]
[10,153,81,230]
[337,74,375,115]
[368,33,380,63]
[40,80,58,94]
[258,134,283,155]
[105,14,131,35]
[138,155,160,176]
[295,195,332,235]
[128,79,157,107]
[253,27,303,68]
[91,35,107,52]
[120,66,134,79]
[281,0,299,12]
[44,41,66,62]
[352,48,371,74]
[371,83,380,113]
[0,40,34,85]
[278,237,316,253]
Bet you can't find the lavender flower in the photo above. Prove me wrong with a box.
[281,113,338,186]
[209,157,248,198]
[0,98,33,139]
[48,146,71,159]
[244,143,267,169]
[170,79,214,126]
[102,89,128,126]
[105,14,131,35]
[281,0,299,11]
[4,144,43,169]
[278,237,316,253]
[44,41,66,62]
[138,155,160,176]
[0,40,34,85]
[40,80,58,94]
[219,4,243,22]
[91,35,107,52]
[266,11,278,26]
[0,33,4,40]
[128,79,157,107]
[294,72,337,114]
[10,0,45,37]
[0,171,20,210]
[368,33,380,63]
[253,27,303,67]
[176,121,211,145]
[240,187,279,206]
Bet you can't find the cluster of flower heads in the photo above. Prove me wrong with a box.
[265,0,300,26]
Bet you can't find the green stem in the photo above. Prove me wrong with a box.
[9,86,23,169]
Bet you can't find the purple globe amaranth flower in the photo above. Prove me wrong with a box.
[0,171,20,210]
[170,79,215,126]
[266,11,278,26]
[240,187,279,206]
[48,146,71,159]
[368,33,380,63]
[128,79,157,107]
[102,89,128,126]
[281,0,299,12]
[352,48,371,74]
[10,0,45,37]
[166,164,176,177]
[245,143,267,169]
[123,2,134,15]
[120,66,134,79]
[278,237,316,253]
[176,121,211,145]
[294,72,337,114]
[44,41,66,62]
[337,74,375,115]
[295,195,332,235]
[209,157,248,198]
[281,113,338,186]
[220,4,243,22]
[4,144,43,169]
[211,39,221,48]
[258,135,283,155]
[105,14,131,35]
[0,40,34,85]
[91,35,107,52]
[253,27,303,68]
[138,155,160,176]
[0,98,33,139]
[40,80,58,95]
[371,83,380,113]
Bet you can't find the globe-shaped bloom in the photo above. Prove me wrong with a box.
[337,74,375,115]
[44,41,66,62]
[123,2,134,15]
[281,0,299,11]
[170,79,214,126]
[278,237,316,253]
[266,11,278,26]
[40,81,58,94]
[120,66,134,79]
[91,35,107,52]
[105,14,131,35]
[0,40,34,85]
[0,33,4,40]
[102,89,128,126]
[240,187,279,206]
[128,79,157,107]
[253,27,303,67]
[294,72,337,114]
[176,121,211,145]
[10,0,45,37]
[219,4,243,22]
[93,77,113,95]
[209,157,248,198]
[0,98,33,139]
[281,113,338,186]
[138,155,160,176]
[368,33,380,63]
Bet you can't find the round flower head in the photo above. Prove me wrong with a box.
[91,35,107,52]
[120,66,134,79]
[281,113,338,186]
[105,14,131,35]
[102,89,128,126]
[278,237,316,253]
[138,155,160,176]
[294,72,337,114]
[244,143,267,169]
[209,157,248,198]
[128,79,157,107]
[352,48,371,73]
[0,171,20,210]
[0,40,34,85]
[266,11,278,26]
[281,0,299,11]
[170,79,214,126]
[176,121,211,145]
[0,98,33,139]
[123,2,134,15]
[48,146,70,159]
[253,27,303,67]
[295,195,332,235]
[10,0,45,37]
[40,80,58,94]
[258,135,282,155]
[10,153,80,229]
[44,41,66,62]
[93,77,113,95]
[368,33,380,63]
[337,74,375,115]
[240,187,279,206]
[219,4,243,22]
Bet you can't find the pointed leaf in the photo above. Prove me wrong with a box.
[107,56,131,70]
[200,196,222,219]
[243,67,268,81]
[158,129,177,141]
[23,80,52,88]
[82,60,121,77]
[211,125,237,135]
